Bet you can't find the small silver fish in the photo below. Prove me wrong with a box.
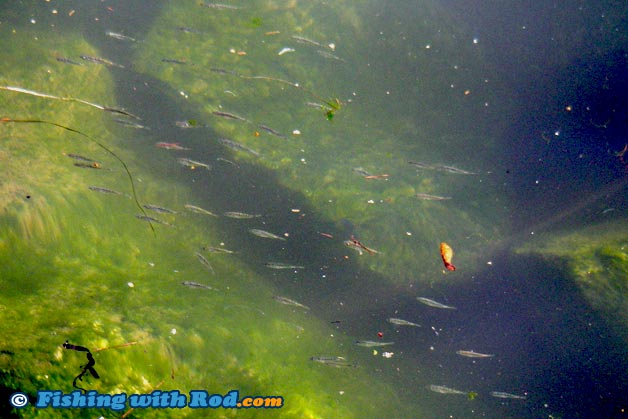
[456,350,495,358]
[416,297,456,310]
[178,157,212,171]
[56,57,82,66]
[181,281,216,290]
[212,111,248,122]
[352,167,372,177]
[185,204,218,217]
[387,318,421,327]
[249,229,286,241]
[195,252,215,274]
[264,262,304,270]
[202,2,240,9]
[223,211,261,219]
[202,246,235,254]
[428,385,467,395]
[258,124,286,138]
[355,340,394,347]
[273,296,310,310]
[291,35,325,48]
[434,165,477,175]
[415,193,452,201]
[143,204,177,214]
[113,118,149,129]
[218,138,259,156]
[310,356,355,368]
[135,214,172,226]
[80,54,124,68]
[316,49,344,61]
[489,391,526,400]
[105,31,137,42]
[88,186,123,195]
[408,160,435,170]
[65,153,97,163]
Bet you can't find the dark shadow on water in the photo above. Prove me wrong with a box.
[400,250,628,419]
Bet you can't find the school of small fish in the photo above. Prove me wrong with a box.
[40,4,528,412]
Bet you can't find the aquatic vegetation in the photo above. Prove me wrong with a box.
[516,221,628,341]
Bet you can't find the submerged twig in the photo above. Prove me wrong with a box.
[0,117,154,234]
[0,85,140,119]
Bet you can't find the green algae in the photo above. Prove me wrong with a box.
[516,221,628,342]
[0,14,421,419]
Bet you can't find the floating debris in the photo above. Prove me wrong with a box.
[278,47,295,56]
[440,242,456,271]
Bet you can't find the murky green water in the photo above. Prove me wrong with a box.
[1,1,627,418]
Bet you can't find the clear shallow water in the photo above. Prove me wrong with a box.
[0,1,627,418]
